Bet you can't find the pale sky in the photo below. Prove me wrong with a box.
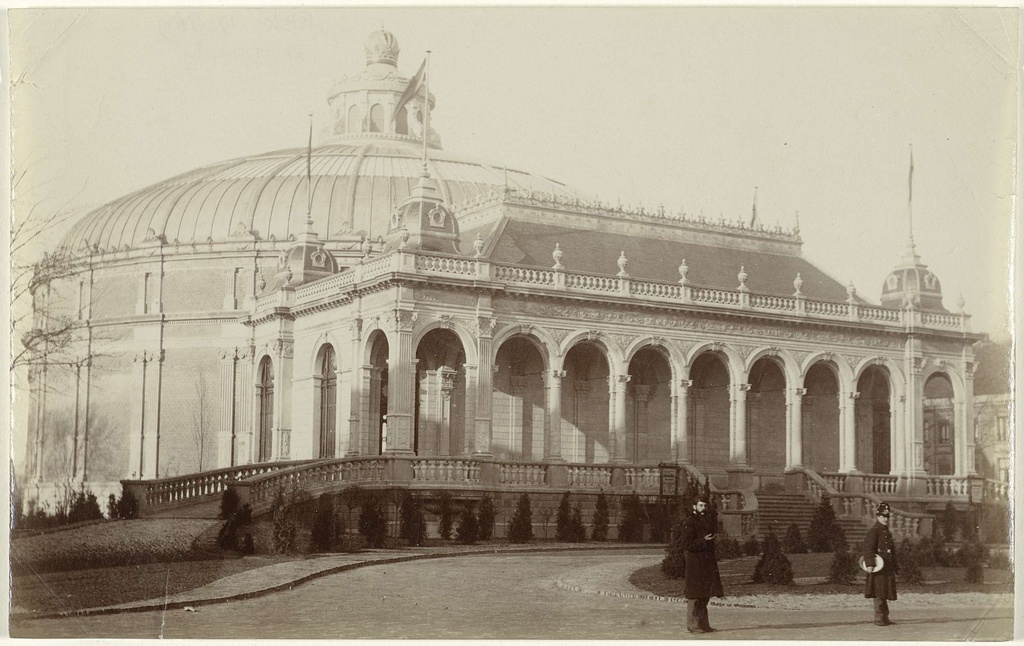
[9,6,1018,339]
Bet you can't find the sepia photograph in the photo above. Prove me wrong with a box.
[5,5,1018,641]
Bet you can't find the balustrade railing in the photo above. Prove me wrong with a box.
[497,462,548,486]
[566,273,618,293]
[691,287,741,306]
[820,472,847,492]
[492,265,555,286]
[630,280,681,300]
[863,474,899,495]
[415,254,477,276]
[805,299,849,317]
[624,467,660,491]
[983,478,1010,503]
[921,311,962,328]
[245,458,387,509]
[923,476,971,497]
[412,459,481,483]
[750,294,797,311]
[860,306,901,323]
[567,465,613,487]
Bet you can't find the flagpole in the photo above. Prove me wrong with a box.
[422,51,431,171]
[307,113,313,228]
[907,144,914,245]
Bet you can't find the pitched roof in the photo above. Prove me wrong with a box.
[465,218,854,302]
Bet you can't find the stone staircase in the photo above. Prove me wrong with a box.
[755,491,869,549]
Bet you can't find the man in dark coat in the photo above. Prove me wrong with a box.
[861,502,899,626]
[682,495,724,633]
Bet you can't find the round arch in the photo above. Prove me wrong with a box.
[742,346,800,387]
[558,331,623,369]
[491,324,558,372]
[413,318,480,366]
[685,341,745,385]
[623,336,685,384]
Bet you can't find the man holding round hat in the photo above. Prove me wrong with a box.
[861,502,899,626]
[681,495,724,633]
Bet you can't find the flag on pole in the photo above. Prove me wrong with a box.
[394,57,427,123]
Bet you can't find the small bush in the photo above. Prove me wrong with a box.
[618,492,645,543]
[310,494,337,553]
[569,505,586,543]
[782,523,807,554]
[219,487,241,520]
[808,494,840,553]
[438,492,454,541]
[478,495,495,541]
[399,492,427,547]
[66,489,103,524]
[592,491,610,542]
[358,493,388,548]
[959,541,986,584]
[115,489,139,520]
[941,501,960,541]
[456,507,480,545]
[828,541,859,584]
[508,493,534,543]
[897,539,924,584]
[556,491,573,542]
[649,502,673,543]
[752,531,794,585]
[271,487,309,554]
[218,504,253,551]
[717,531,743,560]
[743,534,760,556]
[661,511,687,579]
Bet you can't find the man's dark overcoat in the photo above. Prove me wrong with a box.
[862,520,898,600]
[681,510,724,599]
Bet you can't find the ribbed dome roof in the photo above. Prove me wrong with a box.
[61,138,578,253]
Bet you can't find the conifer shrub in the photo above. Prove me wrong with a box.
[456,507,480,545]
[828,539,859,584]
[649,501,673,543]
[67,489,103,524]
[830,524,848,552]
[618,492,645,542]
[399,492,427,546]
[959,540,986,584]
[897,539,924,584]
[271,487,310,554]
[109,489,139,520]
[782,523,808,554]
[661,509,687,579]
[592,491,610,541]
[941,501,960,541]
[743,534,760,556]
[556,491,573,542]
[569,504,586,542]
[478,495,496,541]
[508,493,534,543]
[752,531,794,585]
[218,503,253,551]
[310,493,337,553]
[358,492,388,548]
[438,492,454,540]
[219,487,241,520]
[808,493,840,552]
[717,531,743,560]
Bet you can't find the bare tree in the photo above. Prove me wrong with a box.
[190,368,212,472]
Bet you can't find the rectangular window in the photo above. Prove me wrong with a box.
[997,416,1008,442]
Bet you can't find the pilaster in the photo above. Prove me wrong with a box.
[674,379,692,464]
[612,373,631,462]
[473,315,497,457]
[386,309,417,454]
[786,387,805,470]
[545,369,566,462]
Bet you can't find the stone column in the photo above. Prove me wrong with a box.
[841,391,859,472]
[674,379,692,464]
[341,318,361,457]
[473,315,496,457]
[217,348,237,468]
[892,393,907,475]
[272,340,293,460]
[367,367,381,454]
[787,387,806,469]
[906,355,927,475]
[386,310,417,454]
[334,361,348,458]
[440,367,457,455]
[730,383,751,465]
[545,369,566,461]
[612,374,631,463]
[236,347,254,465]
[961,362,977,475]
[128,351,149,479]
[463,364,478,455]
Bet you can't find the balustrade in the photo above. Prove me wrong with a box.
[624,467,660,491]
[411,459,481,483]
[863,475,899,495]
[924,476,970,497]
[821,472,847,492]
[567,465,612,487]
[691,287,740,306]
[750,294,797,312]
[566,273,618,292]
[493,265,555,285]
[497,462,548,486]
[630,280,681,299]
[805,299,849,317]
[415,255,477,275]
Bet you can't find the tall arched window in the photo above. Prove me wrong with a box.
[257,357,274,462]
[318,345,337,458]
[395,107,409,135]
[368,104,385,133]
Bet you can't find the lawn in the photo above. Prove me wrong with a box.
[631,552,1014,598]
[11,555,303,615]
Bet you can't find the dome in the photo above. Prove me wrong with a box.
[879,240,946,311]
[365,28,400,67]
[61,139,579,254]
